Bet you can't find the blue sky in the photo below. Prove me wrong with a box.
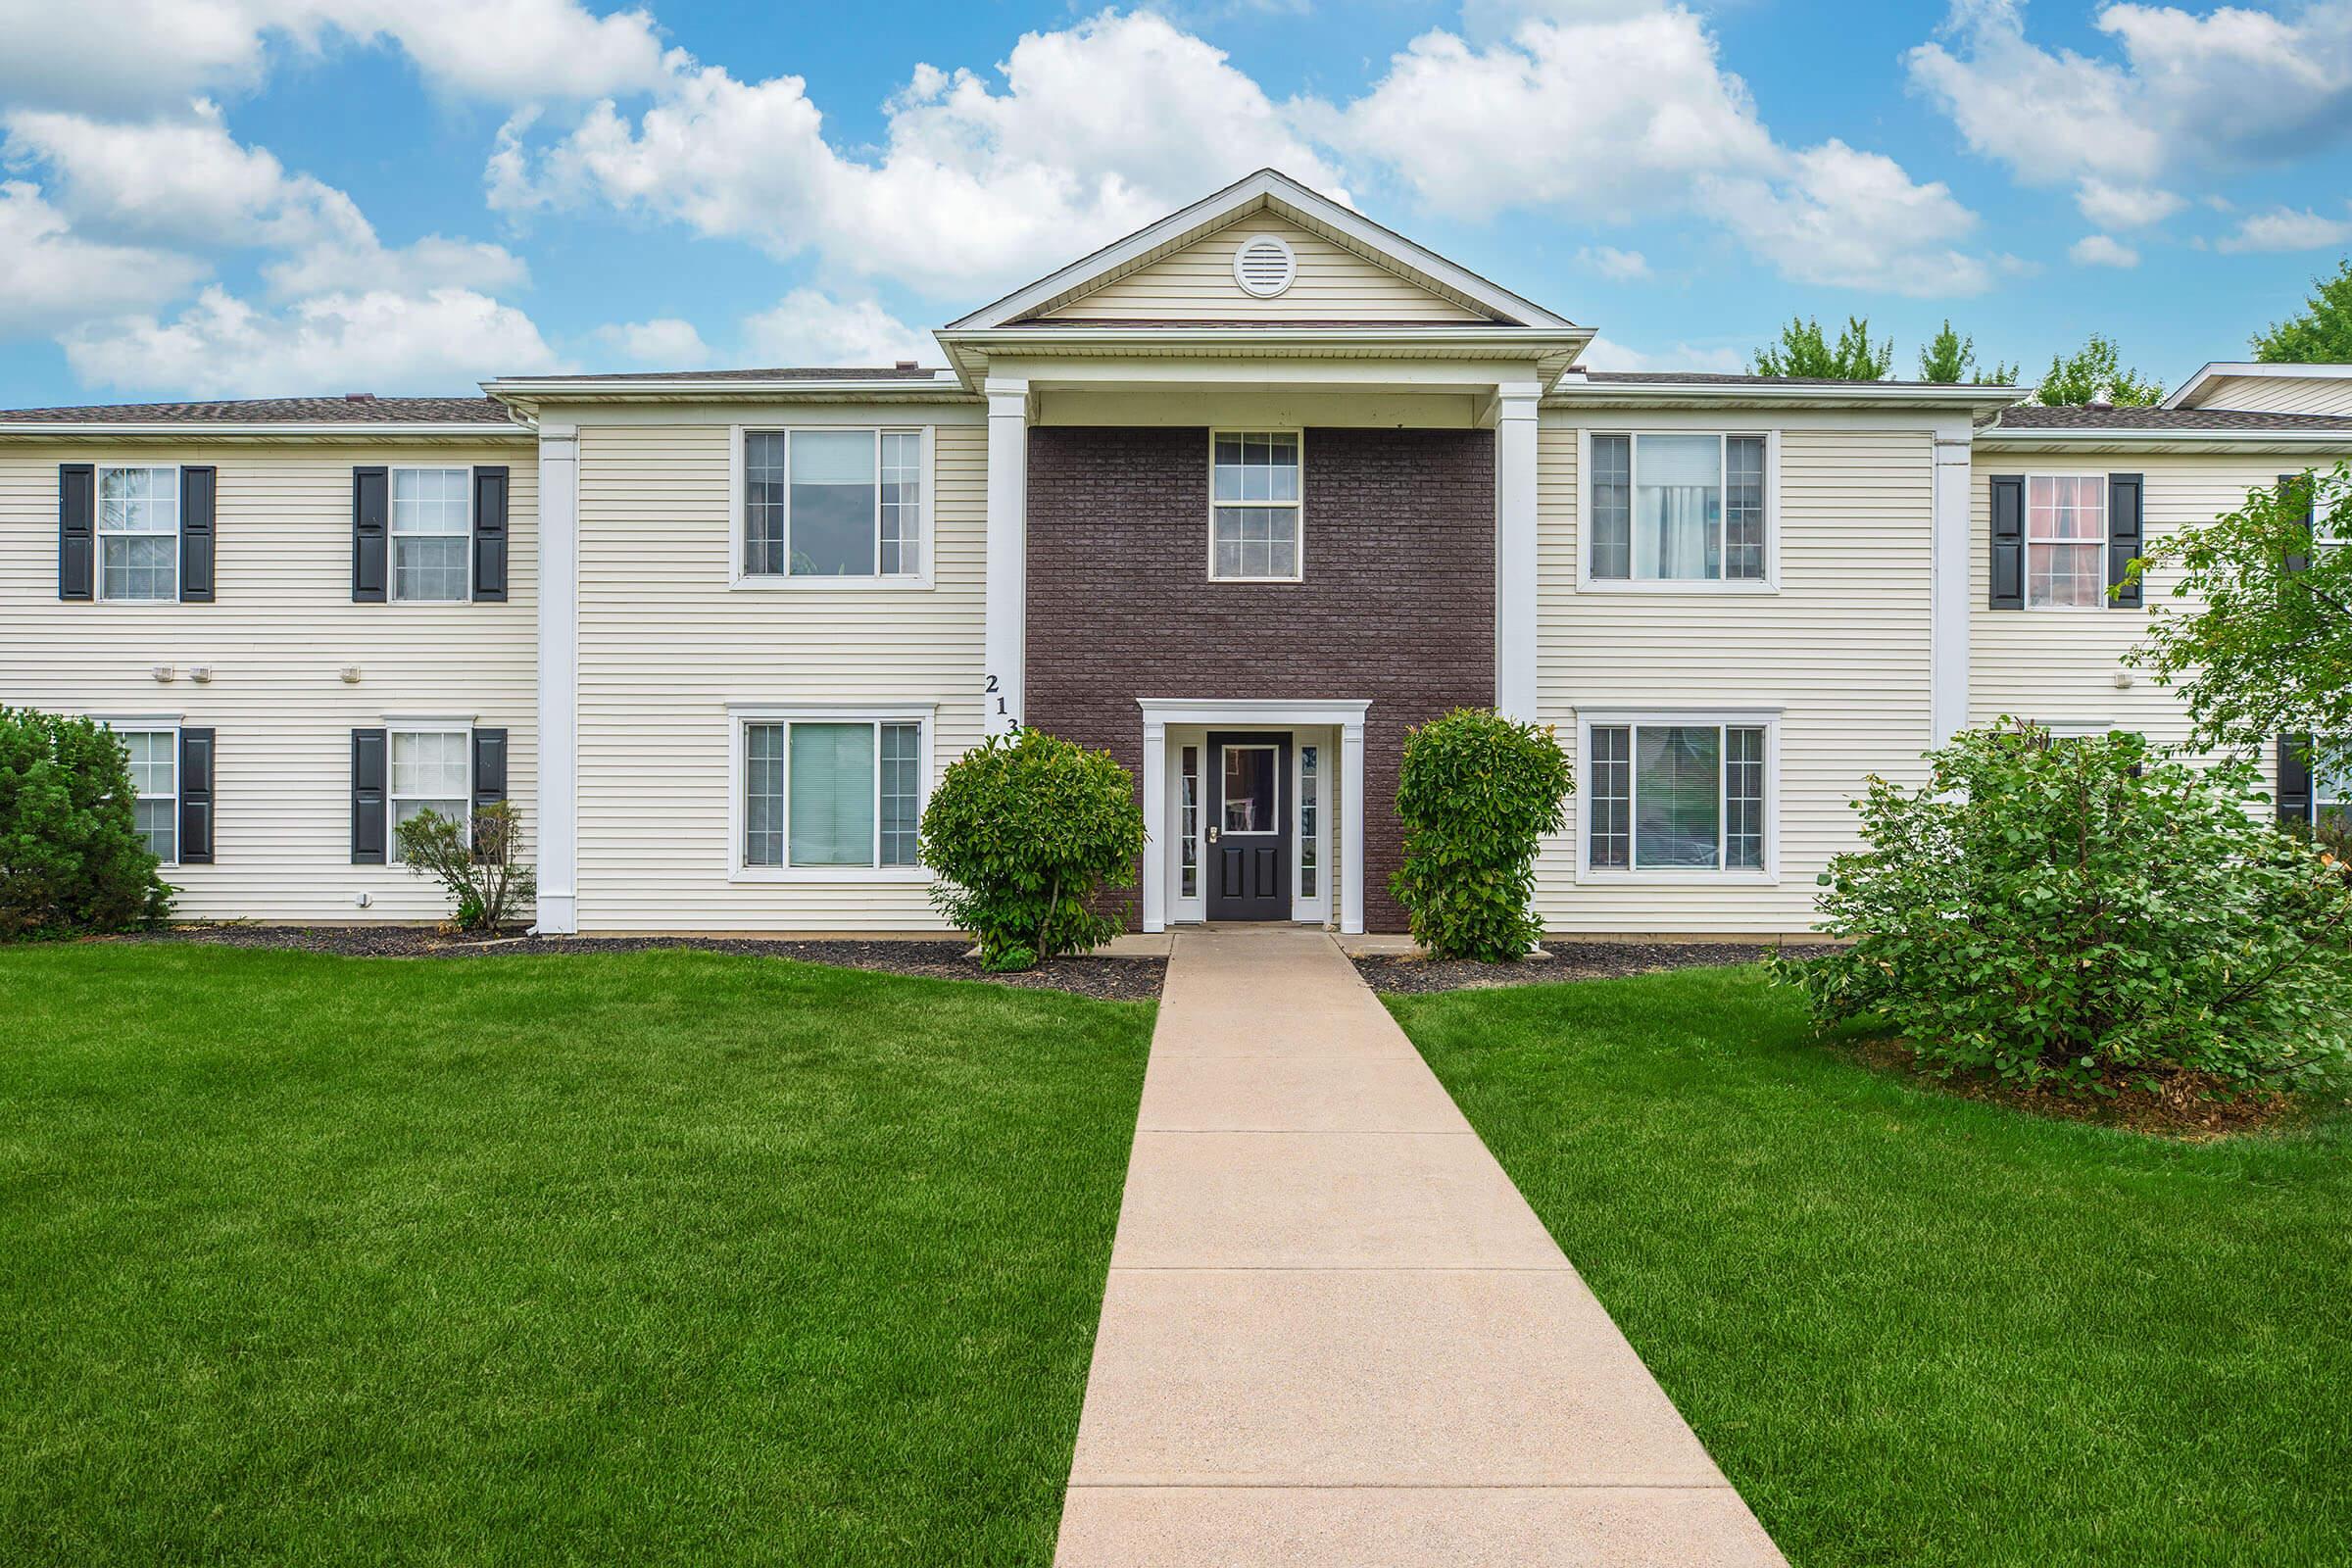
[2,0,2350,407]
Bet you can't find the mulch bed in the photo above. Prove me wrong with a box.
[101,926,1165,1003]
[1849,1037,2312,1140]
[1353,941,1841,994]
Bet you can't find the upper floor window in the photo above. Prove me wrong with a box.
[1588,433,1768,584]
[391,467,472,603]
[743,428,924,580]
[2026,474,2106,609]
[98,466,179,601]
[1210,431,1301,581]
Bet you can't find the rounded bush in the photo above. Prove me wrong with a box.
[920,729,1147,970]
[0,707,172,939]
[1780,720,2352,1095]
[1390,709,1573,961]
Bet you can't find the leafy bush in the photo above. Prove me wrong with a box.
[1779,721,2352,1095]
[394,801,535,933]
[1390,709,1573,961]
[0,706,172,939]
[920,729,1146,970]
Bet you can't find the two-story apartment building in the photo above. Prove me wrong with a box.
[6,171,2349,937]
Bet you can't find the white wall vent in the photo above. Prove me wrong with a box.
[1232,233,1297,298]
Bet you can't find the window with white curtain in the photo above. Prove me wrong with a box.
[742,717,925,870]
[2025,475,2107,609]
[1589,433,1768,583]
[1585,719,1771,873]
[98,466,179,601]
[389,729,469,858]
[743,429,924,579]
[391,467,471,602]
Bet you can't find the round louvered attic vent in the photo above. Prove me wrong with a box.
[1232,233,1297,298]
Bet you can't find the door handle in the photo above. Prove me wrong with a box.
[1206,826,1221,844]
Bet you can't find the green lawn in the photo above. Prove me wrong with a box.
[1389,965,2352,1568]
[0,945,1153,1567]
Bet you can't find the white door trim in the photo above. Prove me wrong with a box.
[1137,698,1370,934]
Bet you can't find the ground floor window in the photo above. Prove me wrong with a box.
[1583,716,1772,874]
[390,729,469,859]
[743,716,925,871]
[1179,745,1200,899]
[1298,743,1320,899]
[119,728,176,862]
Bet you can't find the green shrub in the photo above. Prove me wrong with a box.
[1779,721,2352,1095]
[393,801,535,933]
[920,729,1147,970]
[0,707,172,939]
[1390,708,1573,961]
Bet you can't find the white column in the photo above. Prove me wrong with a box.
[534,421,580,934]
[984,378,1030,738]
[1931,429,1973,747]
[1140,714,1167,933]
[1494,383,1542,720]
[1341,717,1367,934]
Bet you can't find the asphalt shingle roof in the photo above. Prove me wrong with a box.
[0,395,514,424]
[1990,404,2352,432]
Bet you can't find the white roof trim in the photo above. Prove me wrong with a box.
[949,169,1572,332]
[2165,361,2352,408]
[483,374,958,399]
[1549,379,2027,410]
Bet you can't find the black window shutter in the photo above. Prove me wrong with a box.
[471,727,509,863]
[2107,472,2143,609]
[352,728,388,864]
[353,466,389,603]
[471,466,509,603]
[2279,734,2314,826]
[179,466,217,603]
[178,728,215,864]
[2281,472,2313,575]
[59,463,94,601]
[1988,474,2025,609]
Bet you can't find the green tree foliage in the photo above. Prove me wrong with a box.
[1780,722,2352,1095]
[2034,332,2164,405]
[2124,464,2352,767]
[920,729,1146,970]
[1916,318,2017,384]
[2252,257,2352,363]
[1750,315,1892,379]
[1390,709,1573,962]
[0,707,172,938]
[394,801,536,931]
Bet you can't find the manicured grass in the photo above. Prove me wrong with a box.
[0,945,1153,1566]
[1389,966,2352,1568]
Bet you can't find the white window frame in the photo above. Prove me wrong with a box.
[1207,429,1305,584]
[385,721,474,865]
[387,465,474,605]
[1293,736,1330,924]
[94,463,181,604]
[101,718,180,865]
[2016,471,2112,612]
[726,705,935,882]
[730,425,935,590]
[1573,708,1781,884]
[1577,429,1780,593]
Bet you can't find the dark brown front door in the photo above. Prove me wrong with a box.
[1206,731,1291,920]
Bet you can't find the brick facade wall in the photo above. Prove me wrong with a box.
[1024,425,1496,931]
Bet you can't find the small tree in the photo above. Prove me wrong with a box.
[0,707,172,938]
[2125,464,2352,769]
[2034,333,2164,406]
[394,801,535,932]
[2252,256,2352,364]
[1390,709,1573,962]
[1780,723,2352,1095]
[1751,315,1892,379]
[1916,318,2017,385]
[920,729,1146,971]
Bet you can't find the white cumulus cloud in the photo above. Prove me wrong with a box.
[2215,204,2352,254]
[1578,245,1651,280]
[0,181,206,335]
[2069,233,2140,268]
[741,291,936,368]
[594,316,712,367]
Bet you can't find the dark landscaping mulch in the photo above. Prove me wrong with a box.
[1847,1036,2314,1140]
[1354,941,1841,994]
[102,926,1166,1002]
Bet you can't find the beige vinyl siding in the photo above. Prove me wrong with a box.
[2187,374,2352,416]
[0,440,537,921]
[1533,418,1937,936]
[1041,215,1492,322]
[572,416,985,931]
[1968,450,2352,749]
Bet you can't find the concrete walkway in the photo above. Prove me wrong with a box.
[1054,926,1786,1567]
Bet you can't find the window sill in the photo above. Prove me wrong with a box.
[1576,578,1779,595]
[2014,604,2119,613]
[1207,575,1304,586]
[731,574,934,592]
[1574,869,1780,887]
[728,865,934,885]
